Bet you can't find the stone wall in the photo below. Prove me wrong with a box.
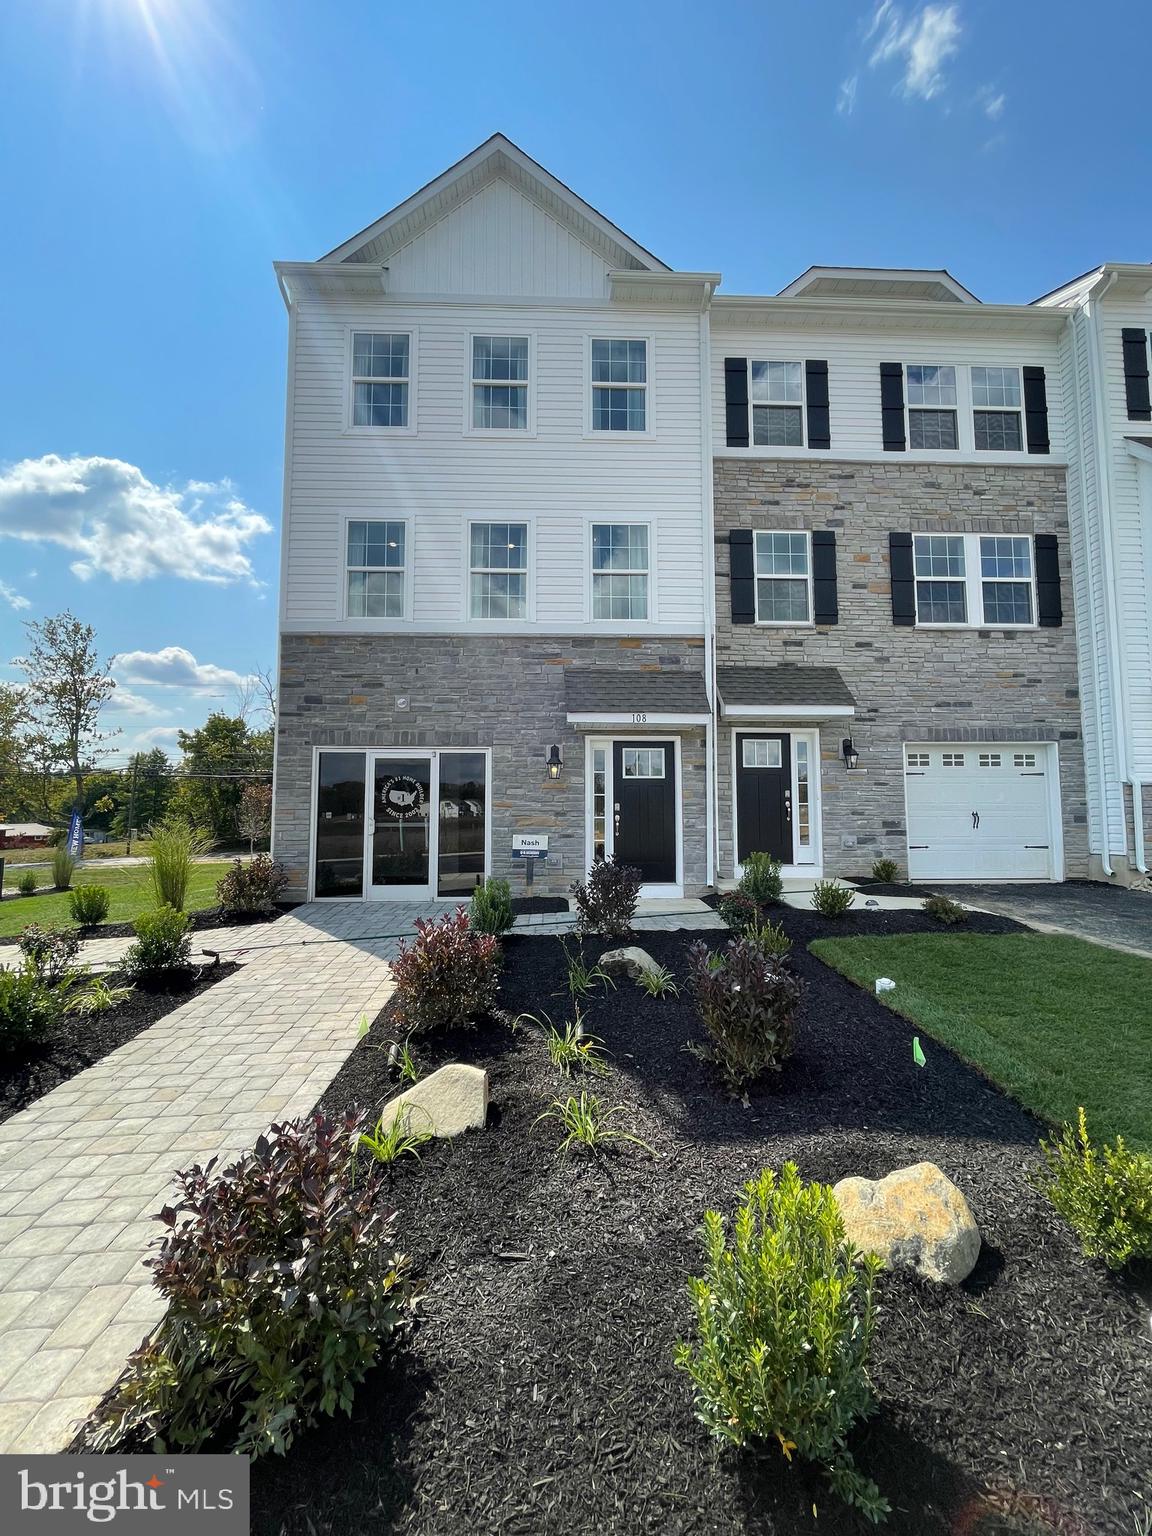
[273,634,709,898]
[713,458,1089,879]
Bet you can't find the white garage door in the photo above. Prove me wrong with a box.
[904,745,1059,881]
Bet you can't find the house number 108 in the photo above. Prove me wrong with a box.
[632,712,647,723]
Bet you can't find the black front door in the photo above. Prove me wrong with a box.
[736,733,792,863]
[612,739,677,884]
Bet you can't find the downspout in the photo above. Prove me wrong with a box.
[699,292,718,888]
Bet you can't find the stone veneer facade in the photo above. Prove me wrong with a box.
[713,458,1089,880]
[274,634,709,899]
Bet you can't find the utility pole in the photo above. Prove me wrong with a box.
[125,757,139,858]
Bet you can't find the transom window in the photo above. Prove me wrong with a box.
[912,533,1035,627]
[972,367,1023,452]
[742,738,783,769]
[622,747,665,778]
[351,333,410,428]
[942,752,965,768]
[750,361,804,447]
[472,336,529,430]
[469,522,528,620]
[754,531,812,623]
[591,524,649,621]
[591,339,647,432]
[906,364,958,450]
[906,752,930,769]
[347,520,405,618]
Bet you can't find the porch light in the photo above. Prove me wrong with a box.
[842,738,860,771]
[546,744,563,780]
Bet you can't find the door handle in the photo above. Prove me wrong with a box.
[972,810,980,830]
[784,789,792,821]
[613,801,621,837]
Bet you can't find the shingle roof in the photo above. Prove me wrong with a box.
[716,665,855,708]
[564,667,710,715]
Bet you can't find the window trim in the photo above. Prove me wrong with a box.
[587,519,653,624]
[465,519,533,623]
[584,335,654,439]
[753,529,814,627]
[464,332,536,437]
[912,531,1038,630]
[748,359,807,449]
[904,363,960,453]
[344,327,417,435]
[894,362,1042,458]
[343,515,413,623]
[970,365,1025,453]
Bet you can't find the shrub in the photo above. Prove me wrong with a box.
[1034,1107,1152,1271]
[83,1111,413,1457]
[69,883,111,927]
[738,852,783,905]
[215,855,289,916]
[391,908,501,1033]
[687,938,803,1092]
[922,893,968,925]
[147,819,213,912]
[811,879,856,917]
[0,968,59,1055]
[51,847,76,891]
[676,1164,887,1521]
[16,869,38,896]
[123,906,193,980]
[18,923,81,985]
[469,876,514,936]
[571,857,642,939]
[747,917,792,961]
[870,858,900,883]
[718,891,761,935]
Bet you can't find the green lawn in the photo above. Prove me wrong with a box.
[0,862,234,937]
[810,932,1152,1150]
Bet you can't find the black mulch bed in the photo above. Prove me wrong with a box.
[510,896,570,915]
[250,907,1151,1536]
[0,961,240,1124]
[0,904,295,946]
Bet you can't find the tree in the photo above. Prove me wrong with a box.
[237,782,273,854]
[112,749,175,838]
[18,612,117,818]
[168,713,273,842]
[0,683,28,819]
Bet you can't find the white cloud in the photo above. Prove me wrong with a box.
[0,454,272,586]
[837,75,859,116]
[114,646,254,691]
[107,688,168,719]
[978,85,1006,119]
[867,2,962,101]
[0,580,30,612]
[132,725,184,750]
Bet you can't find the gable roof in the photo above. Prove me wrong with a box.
[778,266,980,304]
[321,134,670,273]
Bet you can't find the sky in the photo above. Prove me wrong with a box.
[1,0,1149,762]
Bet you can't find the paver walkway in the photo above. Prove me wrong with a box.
[931,880,1152,959]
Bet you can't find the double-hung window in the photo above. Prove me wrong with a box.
[591,524,649,620]
[913,533,1035,626]
[472,336,529,430]
[971,367,1023,451]
[347,520,406,618]
[906,365,958,450]
[351,333,409,428]
[591,339,647,432]
[750,361,804,446]
[754,531,811,623]
[469,522,528,619]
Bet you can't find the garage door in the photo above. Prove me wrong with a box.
[904,745,1058,881]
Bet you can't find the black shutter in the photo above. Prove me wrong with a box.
[1022,366,1050,454]
[1121,328,1151,421]
[729,529,755,623]
[724,358,750,447]
[811,530,838,623]
[1034,534,1063,627]
[888,531,915,625]
[805,360,830,449]
[880,363,906,451]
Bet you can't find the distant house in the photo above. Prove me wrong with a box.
[0,823,54,849]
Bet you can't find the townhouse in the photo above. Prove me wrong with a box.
[270,135,1152,902]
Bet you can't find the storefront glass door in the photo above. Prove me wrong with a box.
[369,754,435,897]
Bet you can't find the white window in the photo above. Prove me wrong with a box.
[942,752,965,768]
[591,524,649,620]
[750,361,804,447]
[906,365,958,451]
[469,523,528,619]
[742,738,783,769]
[754,531,811,624]
[906,752,930,769]
[622,747,665,778]
[972,367,1023,452]
[351,333,409,428]
[912,533,1035,627]
[347,520,406,618]
[591,339,647,432]
[1014,751,1037,768]
[471,336,529,430]
[979,752,1002,768]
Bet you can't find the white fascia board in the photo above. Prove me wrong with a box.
[720,703,855,720]
[1125,440,1152,467]
[608,271,721,307]
[566,712,711,727]
[711,295,1068,334]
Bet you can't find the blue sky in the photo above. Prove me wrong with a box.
[1,0,1148,758]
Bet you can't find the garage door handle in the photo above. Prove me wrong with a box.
[971,810,980,830]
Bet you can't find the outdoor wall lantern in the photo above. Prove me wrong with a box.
[546,744,563,780]
[842,738,860,771]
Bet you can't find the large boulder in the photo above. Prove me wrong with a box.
[376,1063,488,1140]
[833,1162,981,1285]
[599,945,661,981]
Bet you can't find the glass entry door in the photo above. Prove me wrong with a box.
[370,755,435,897]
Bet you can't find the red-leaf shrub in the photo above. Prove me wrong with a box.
[687,937,804,1091]
[216,854,289,916]
[571,856,642,938]
[391,907,501,1033]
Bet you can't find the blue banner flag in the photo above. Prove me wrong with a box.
[66,810,84,858]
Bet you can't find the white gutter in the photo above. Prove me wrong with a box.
[698,293,718,887]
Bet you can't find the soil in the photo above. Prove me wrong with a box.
[0,961,241,1124]
[510,896,570,915]
[0,905,294,946]
[249,906,1151,1536]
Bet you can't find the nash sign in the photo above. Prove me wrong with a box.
[511,834,549,861]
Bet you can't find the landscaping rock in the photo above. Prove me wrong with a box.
[376,1063,489,1140]
[833,1161,980,1284]
[599,945,661,981]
